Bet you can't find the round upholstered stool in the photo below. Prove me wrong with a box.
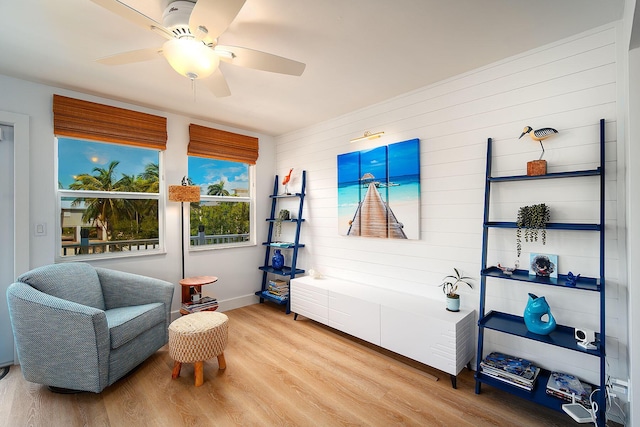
[168,311,229,386]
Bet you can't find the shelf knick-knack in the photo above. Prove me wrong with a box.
[274,209,290,238]
[516,203,550,258]
[440,268,473,312]
[523,293,556,335]
[272,249,284,270]
[519,126,558,176]
[566,271,581,287]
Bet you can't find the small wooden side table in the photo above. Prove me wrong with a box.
[179,276,218,315]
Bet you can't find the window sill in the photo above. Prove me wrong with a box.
[56,248,167,263]
[189,241,256,252]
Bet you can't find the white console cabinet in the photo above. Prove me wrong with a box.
[290,276,475,388]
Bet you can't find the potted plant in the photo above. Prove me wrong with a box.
[516,203,550,258]
[440,268,473,312]
[274,209,290,239]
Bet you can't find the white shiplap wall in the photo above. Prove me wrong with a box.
[275,24,626,383]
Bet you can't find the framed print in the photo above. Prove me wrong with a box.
[529,253,558,278]
[337,138,420,239]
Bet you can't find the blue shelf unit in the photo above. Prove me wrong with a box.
[475,120,606,426]
[256,170,306,314]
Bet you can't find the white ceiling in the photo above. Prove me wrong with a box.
[0,0,625,136]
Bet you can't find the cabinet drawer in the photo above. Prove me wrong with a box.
[380,306,473,376]
[290,280,329,324]
[329,292,380,345]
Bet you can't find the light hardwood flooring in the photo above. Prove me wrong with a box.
[0,303,583,426]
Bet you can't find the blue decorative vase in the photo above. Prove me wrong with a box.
[523,293,556,335]
[272,249,284,270]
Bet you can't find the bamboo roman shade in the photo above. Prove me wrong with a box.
[188,124,259,165]
[53,94,167,150]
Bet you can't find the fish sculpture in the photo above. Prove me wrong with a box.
[524,293,557,335]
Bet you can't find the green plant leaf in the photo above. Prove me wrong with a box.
[515,203,550,257]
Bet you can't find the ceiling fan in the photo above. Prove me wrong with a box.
[91,0,306,97]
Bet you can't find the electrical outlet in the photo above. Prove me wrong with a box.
[611,378,629,387]
[611,378,629,397]
[612,383,628,395]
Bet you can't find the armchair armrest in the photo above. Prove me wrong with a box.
[6,282,110,392]
[97,268,174,308]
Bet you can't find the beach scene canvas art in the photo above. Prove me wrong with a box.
[337,138,420,239]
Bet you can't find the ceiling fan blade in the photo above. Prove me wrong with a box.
[90,0,173,39]
[97,47,163,65]
[189,0,246,44]
[203,68,231,97]
[215,45,305,76]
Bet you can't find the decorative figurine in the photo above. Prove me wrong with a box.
[519,125,558,176]
[497,264,516,275]
[566,271,581,287]
[524,293,557,335]
[282,168,293,194]
[519,126,559,160]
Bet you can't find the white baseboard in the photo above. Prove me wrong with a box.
[217,294,259,312]
[170,294,259,321]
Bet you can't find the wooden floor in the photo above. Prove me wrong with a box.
[0,303,581,426]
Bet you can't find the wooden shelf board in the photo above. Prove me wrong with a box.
[479,311,602,356]
[481,267,600,292]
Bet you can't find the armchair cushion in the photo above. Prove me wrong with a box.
[17,262,105,310]
[106,303,165,349]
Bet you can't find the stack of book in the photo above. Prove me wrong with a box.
[480,351,541,391]
[181,296,218,313]
[546,371,594,407]
[266,279,289,301]
[271,241,293,248]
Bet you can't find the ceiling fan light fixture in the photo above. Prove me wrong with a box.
[163,38,220,79]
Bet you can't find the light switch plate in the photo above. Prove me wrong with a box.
[34,223,46,236]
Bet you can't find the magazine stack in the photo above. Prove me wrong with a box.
[266,279,289,301]
[546,371,594,407]
[181,296,218,313]
[480,351,540,391]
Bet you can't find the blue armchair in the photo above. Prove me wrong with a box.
[6,263,174,393]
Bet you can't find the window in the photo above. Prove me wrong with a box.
[187,156,253,248]
[53,94,167,260]
[57,138,162,258]
[186,123,258,249]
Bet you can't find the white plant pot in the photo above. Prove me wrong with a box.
[446,295,460,312]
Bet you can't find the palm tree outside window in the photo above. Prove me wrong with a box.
[57,138,162,259]
[187,156,253,248]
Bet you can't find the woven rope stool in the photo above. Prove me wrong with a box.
[168,311,229,386]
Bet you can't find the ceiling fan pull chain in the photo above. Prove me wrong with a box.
[191,78,196,102]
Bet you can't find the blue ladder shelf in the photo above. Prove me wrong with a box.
[256,170,306,314]
[474,120,607,427]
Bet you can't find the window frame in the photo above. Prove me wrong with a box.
[188,158,256,251]
[55,137,166,262]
